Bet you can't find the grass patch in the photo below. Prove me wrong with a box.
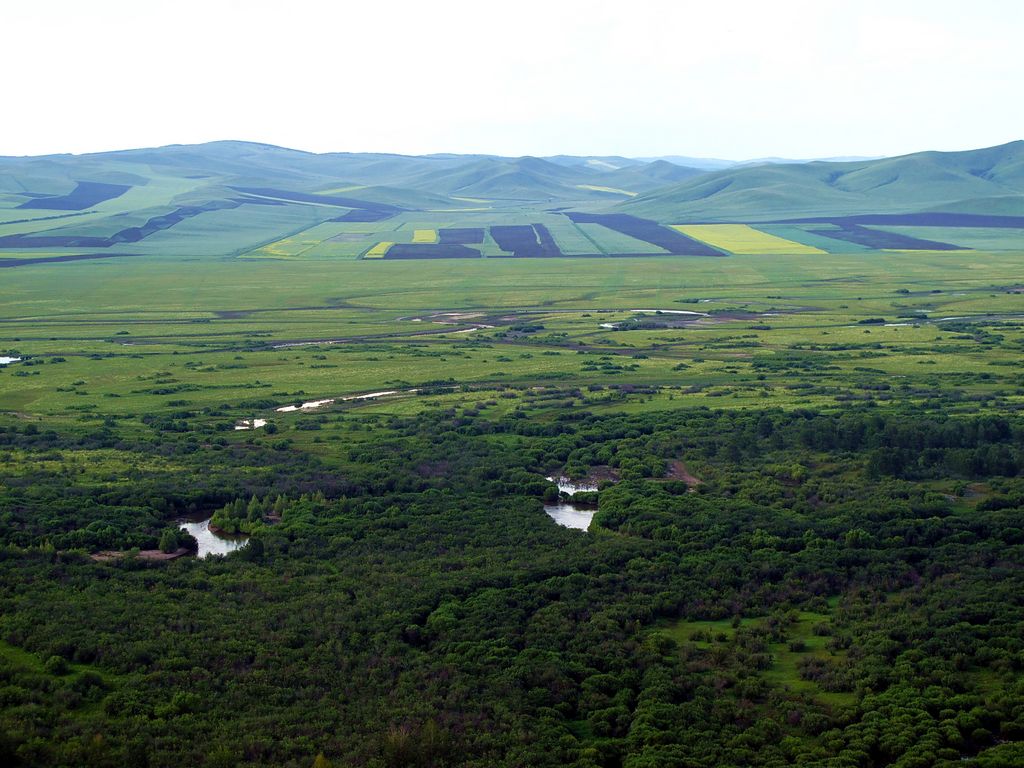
[659,610,857,707]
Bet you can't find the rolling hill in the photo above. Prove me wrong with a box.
[1,140,1022,262]
[619,141,1024,221]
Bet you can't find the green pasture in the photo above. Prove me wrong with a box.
[1,250,1022,422]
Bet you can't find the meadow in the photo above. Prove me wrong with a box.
[2,249,1022,425]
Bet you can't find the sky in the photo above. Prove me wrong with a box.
[3,0,1022,160]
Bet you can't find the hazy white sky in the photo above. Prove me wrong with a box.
[3,0,1022,159]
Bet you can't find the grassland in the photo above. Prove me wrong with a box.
[0,248,1022,430]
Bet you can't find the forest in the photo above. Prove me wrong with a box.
[2,402,1023,767]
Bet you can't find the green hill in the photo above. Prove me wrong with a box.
[620,141,1024,221]
[2,140,1022,259]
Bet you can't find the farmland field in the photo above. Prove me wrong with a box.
[364,241,393,258]
[807,222,963,251]
[672,223,827,255]
[1,140,1024,768]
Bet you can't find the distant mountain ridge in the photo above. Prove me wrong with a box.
[1,140,1022,222]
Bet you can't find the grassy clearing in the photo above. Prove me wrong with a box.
[0,638,126,689]
[659,611,856,707]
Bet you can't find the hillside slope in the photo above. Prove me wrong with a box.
[620,141,1024,221]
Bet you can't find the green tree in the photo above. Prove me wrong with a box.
[158,528,179,553]
[44,655,69,676]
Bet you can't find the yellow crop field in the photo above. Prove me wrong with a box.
[364,241,394,259]
[412,229,437,243]
[672,224,826,255]
[576,184,638,197]
[316,185,367,195]
[246,235,323,259]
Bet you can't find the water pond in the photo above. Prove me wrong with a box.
[543,502,596,531]
[234,418,267,431]
[179,516,249,558]
[544,476,598,531]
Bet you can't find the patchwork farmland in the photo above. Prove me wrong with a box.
[4,141,1020,266]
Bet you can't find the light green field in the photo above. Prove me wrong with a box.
[872,225,1024,251]
[0,250,1022,426]
[659,611,856,707]
[574,222,667,254]
[544,219,603,255]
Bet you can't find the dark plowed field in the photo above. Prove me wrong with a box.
[438,228,485,244]
[331,209,395,223]
[565,212,724,256]
[384,244,482,259]
[810,224,962,250]
[0,199,278,249]
[17,181,131,210]
[0,253,136,268]
[490,224,562,257]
